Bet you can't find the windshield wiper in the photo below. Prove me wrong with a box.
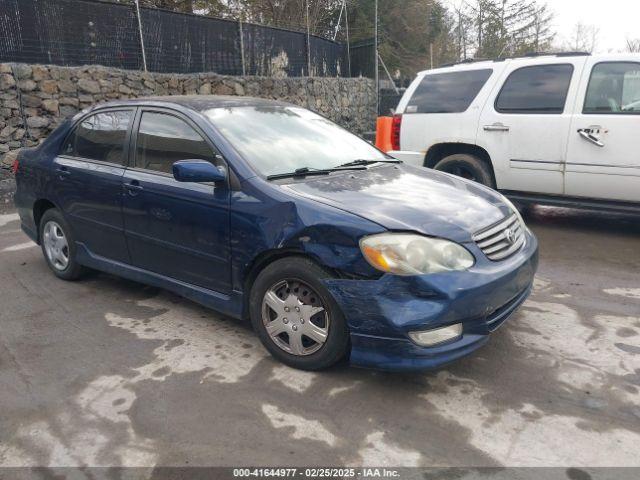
[336,158,402,168]
[266,165,368,181]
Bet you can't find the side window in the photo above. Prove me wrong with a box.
[63,110,132,165]
[135,112,215,174]
[407,69,493,113]
[584,62,640,114]
[495,64,574,114]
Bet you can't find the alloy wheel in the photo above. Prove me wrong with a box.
[261,279,329,356]
[43,221,69,271]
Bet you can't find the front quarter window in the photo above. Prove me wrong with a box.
[204,106,387,177]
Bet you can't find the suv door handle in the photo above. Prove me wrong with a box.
[578,129,604,147]
[124,180,144,196]
[483,123,510,132]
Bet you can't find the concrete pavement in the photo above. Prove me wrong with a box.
[0,206,638,467]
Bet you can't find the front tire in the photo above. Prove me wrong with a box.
[433,153,495,188]
[39,209,86,280]
[249,257,349,371]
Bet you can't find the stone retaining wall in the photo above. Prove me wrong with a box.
[0,63,376,168]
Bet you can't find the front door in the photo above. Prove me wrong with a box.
[565,59,640,202]
[54,108,134,263]
[122,108,231,294]
[478,58,586,194]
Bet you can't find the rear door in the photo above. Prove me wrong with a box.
[478,57,587,194]
[55,108,134,263]
[564,58,640,202]
[122,108,231,293]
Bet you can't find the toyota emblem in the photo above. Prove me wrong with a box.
[504,227,516,245]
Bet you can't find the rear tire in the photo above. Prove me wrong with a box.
[433,153,495,188]
[249,257,349,371]
[39,209,86,281]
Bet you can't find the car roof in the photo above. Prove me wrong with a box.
[418,52,640,75]
[91,95,294,112]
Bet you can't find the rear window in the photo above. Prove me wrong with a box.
[406,69,493,114]
[495,64,574,114]
[62,110,133,165]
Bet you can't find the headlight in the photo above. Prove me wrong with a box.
[360,233,475,275]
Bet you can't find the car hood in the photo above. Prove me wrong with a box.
[282,164,512,242]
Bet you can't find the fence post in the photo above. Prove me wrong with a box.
[305,0,312,76]
[344,0,351,77]
[134,0,148,71]
[238,19,246,76]
[374,0,379,115]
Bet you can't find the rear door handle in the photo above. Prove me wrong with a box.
[56,166,71,179]
[483,123,510,132]
[124,180,144,195]
[578,129,605,147]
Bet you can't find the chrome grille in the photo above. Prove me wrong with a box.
[473,214,525,261]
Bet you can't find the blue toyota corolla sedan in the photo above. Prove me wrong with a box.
[13,96,538,371]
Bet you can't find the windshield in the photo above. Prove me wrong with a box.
[204,106,387,177]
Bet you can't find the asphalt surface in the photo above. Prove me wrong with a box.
[0,205,638,468]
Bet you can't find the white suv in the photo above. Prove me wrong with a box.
[389,53,640,212]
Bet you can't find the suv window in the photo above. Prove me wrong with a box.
[406,69,493,113]
[584,62,640,114]
[62,110,133,165]
[495,64,574,114]
[135,112,215,174]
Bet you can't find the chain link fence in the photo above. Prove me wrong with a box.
[0,0,366,77]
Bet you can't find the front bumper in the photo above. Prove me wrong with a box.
[324,231,539,371]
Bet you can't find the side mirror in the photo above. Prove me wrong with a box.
[172,160,226,183]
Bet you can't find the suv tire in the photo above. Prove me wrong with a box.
[434,153,495,188]
[249,257,350,371]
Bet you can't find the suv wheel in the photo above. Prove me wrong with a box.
[39,209,86,280]
[434,153,495,188]
[249,257,349,371]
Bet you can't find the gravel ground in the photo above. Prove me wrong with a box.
[0,205,638,468]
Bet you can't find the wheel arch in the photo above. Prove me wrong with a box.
[32,198,59,243]
[424,142,496,184]
[241,249,334,320]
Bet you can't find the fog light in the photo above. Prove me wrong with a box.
[409,324,463,346]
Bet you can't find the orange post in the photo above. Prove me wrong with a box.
[375,116,393,152]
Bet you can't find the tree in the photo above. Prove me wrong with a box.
[626,38,640,53]
[458,0,554,59]
[529,3,554,52]
[138,0,195,13]
[346,0,460,79]
[565,22,599,53]
[451,2,474,60]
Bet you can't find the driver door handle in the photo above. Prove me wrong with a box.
[577,128,605,148]
[483,123,510,132]
[124,180,144,196]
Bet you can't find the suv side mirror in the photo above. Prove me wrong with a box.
[172,160,226,183]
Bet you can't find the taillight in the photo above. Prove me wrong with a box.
[11,155,19,175]
[391,114,402,151]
